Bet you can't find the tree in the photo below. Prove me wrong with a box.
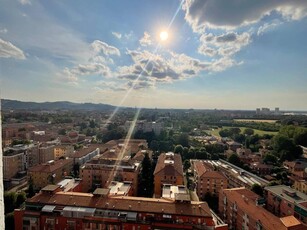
[15,192,26,208]
[174,145,184,155]
[28,177,35,198]
[89,119,96,128]
[272,135,303,161]
[4,192,16,214]
[233,134,245,144]
[228,153,242,167]
[263,153,278,165]
[203,192,219,212]
[251,184,264,197]
[73,163,80,177]
[58,129,66,135]
[150,140,159,151]
[244,128,254,136]
[138,153,153,197]
[5,212,14,230]
[183,159,191,171]
[177,133,189,147]
[219,129,231,137]
[230,127,241,135]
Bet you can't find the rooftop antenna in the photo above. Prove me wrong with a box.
[0,92,5,228]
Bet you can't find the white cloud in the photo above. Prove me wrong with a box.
[19,0,31,5]
[91,40,120,56]
[198,32,251,57]
[139,32,152,47]
[0,38,25,59]
[115,49,239,90]
[59,40,120,84]
[257,21,281,36]
[0,28,8,34]
[112,31,122,39]
[183,0,307,32]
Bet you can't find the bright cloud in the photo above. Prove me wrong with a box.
[139,32,152,47]
[198,32,251,57]
[0,38,25,59]
[112,31,122,39]
[91,40,120,56]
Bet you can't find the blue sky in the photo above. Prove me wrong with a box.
[0,0,307,110]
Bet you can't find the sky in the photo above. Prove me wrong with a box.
[0,0,307,110]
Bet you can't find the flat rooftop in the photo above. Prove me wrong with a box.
[265,185,307,204]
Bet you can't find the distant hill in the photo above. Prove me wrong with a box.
[1,99,115,111]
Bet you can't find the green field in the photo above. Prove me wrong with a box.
[234,119,278,123]
[208,126,278,137]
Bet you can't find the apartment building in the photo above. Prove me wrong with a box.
[193,160,228,198]
[80,156,140,194]
[72,146,100,165]
[265,185,307,224]
[53,145,74,160]
[293,180,307,194]
[219,187,305,230]
[14,186,216,230]
[153,152,184,197]
[28,158,74,190]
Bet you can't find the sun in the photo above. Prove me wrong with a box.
[160,31,169,41]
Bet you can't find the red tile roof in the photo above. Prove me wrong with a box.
[28,191,212,217]
[73,146,98,158]
[28,158,73,173]
[222,188,296,230]
[154,153,183,176]
[194,161,226,179]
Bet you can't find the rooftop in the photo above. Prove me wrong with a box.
[280,216,302,228]
[154,152,183,176]
[28,158,73,173]
[73,146,99,158]
[222,188,296,230]
[265,185,307,204]
[27,191,212,217]
[193,160,227,179]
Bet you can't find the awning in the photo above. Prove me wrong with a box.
[41,205,56,213]
[127,212,137,221]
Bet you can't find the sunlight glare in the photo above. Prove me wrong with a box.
[160,31,169,41]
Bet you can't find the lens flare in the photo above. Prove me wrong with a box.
[160,31,168,41]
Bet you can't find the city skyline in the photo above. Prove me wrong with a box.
[1,0,307,110]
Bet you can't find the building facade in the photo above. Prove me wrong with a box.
[265,185,307,224]
[193,160,228,198]
[219,187,305,230]
[54,145,74,160]
[14,187,216,230]
[28,158,74,191]
[153,152,184,197]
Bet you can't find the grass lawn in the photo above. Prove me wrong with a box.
[207,126,278,137]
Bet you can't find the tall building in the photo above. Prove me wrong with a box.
[153,152,184,197]
[14,186,216,230]
[193,160,227,198]
[219,187,305,230]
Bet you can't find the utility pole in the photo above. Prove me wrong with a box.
[0,97,5,228]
